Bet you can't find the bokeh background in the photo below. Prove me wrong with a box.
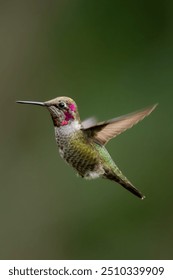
[0,0,173,260]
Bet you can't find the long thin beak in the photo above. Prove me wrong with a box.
[16,100,45,106]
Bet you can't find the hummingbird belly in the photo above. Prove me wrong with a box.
[62,142,105,178]
[55,128,105,178]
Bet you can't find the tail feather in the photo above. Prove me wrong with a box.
[104,169,145,199]
[117,178,145,199]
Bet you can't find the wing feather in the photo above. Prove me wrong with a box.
[83,104,157,145]
[81,117,97,129]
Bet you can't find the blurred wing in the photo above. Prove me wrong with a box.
[83,104,157,145]
[81,117,97,129]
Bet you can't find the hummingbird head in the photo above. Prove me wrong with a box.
[16,96,80,127]
[44,96,80,127]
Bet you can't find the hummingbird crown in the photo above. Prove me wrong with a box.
[45,96,80,127]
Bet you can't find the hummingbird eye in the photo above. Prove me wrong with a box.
[58,101,66,109]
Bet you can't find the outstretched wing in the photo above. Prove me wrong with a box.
[82,104,157,145]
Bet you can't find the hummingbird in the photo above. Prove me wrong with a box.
[16,97,157,199]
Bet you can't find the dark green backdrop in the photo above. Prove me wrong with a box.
[0,0,173,259]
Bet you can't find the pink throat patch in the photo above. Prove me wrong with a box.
[60,103,76,126]
[69,103,76,112]
[65,111,74,121]
[61,120,68,126]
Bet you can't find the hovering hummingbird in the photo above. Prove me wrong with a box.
[17,97,157,199]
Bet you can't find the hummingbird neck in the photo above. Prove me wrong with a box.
[52,116,79,127]
[54,120,81,143]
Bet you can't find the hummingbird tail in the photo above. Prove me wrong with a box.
[104,170,145,199]
[117,178,145,199]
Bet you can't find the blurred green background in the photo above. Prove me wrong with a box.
[0,0,173,260]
